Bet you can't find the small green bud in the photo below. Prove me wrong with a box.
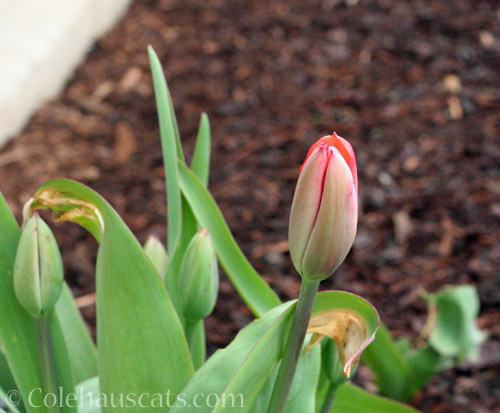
[13,214,64,318]
[144,235,168,279]
[180,229,219,321]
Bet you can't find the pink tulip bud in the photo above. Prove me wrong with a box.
[289,132,358,281]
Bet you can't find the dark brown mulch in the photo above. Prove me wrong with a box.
[1,0,499,411]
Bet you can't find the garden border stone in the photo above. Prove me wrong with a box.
[0,0,131,147]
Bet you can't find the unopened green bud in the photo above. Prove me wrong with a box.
[13,214,64,318]
[144,235,168,279]
[180,229,219,321]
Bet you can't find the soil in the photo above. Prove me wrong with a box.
[1,0,499,411]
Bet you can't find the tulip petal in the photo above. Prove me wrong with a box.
[335,134,357,193]
[288,146,329,274]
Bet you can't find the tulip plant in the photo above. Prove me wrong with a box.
[0,47,485,413]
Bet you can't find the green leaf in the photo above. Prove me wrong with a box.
[331,383,418,412]
[147,49,205,325]
[55,284,98,384]
[148,47,184,162]
[361,324,412,400]
[285,345,321,412]
[405,346,449,395]
[251,341,321,413]
[249,368,278,413]
[171,301,295,412]
[31,179,194,408]
[424,285,487,362]
[191,113,211,187]
[171,291,378,412]
[167,84,184,163]
[47,311,77,412]
[178,161,281,317]
[0,385,21,413]
[148,46,182,257]
[75,376,101,413]
[0,350,18,398]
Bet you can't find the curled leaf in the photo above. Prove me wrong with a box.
[31,188,104,241]
[308,292,379,378]
[29,179,194,406]
[423,285,487,362]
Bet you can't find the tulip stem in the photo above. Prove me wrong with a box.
[184,318,197,351]
[36,316,60,412]
[268,278,319,413]
[320,381,340,413]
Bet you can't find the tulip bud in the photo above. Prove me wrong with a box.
[289,132,358,281]
[13,214,64,318]
[144,235,169,280]
[180,229,219,321]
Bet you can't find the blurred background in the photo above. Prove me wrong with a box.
[0,0,499,411]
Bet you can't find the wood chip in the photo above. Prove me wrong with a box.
[393,210,412,245]
[447,96,463,119]
[113,121,137,163]
[118,67,143,94]
[442,74,462,94]
[75,292,96,309]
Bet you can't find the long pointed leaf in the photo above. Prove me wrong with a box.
[251,344,320,412]
[47,311,77,412]
[31,179,194,408]
[285,345,321,412]
[331,383,418,412]
[55,284,97,384]
[0,351,20,411]
[362,324,412,400]
[0,386,21,413]
[167,92,183,162]
[75,376,100,413]
[178,162,281,317]
[191,113,211,187]
[148,46,182,256]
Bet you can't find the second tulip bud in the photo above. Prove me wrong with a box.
[180,229,219,321]
[289,132,358,281]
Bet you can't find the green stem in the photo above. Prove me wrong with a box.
[320,381,340,413]
[36,317,60,412]
[268,279,319,413]
[184,318,198,353]
[190,320,206,370]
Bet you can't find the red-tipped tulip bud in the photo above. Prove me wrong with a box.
[180,229,219,321]
[289,132,358,281]
[13,214,64,318]
[144,235,168,280]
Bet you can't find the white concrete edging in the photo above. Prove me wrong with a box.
[0,0,132,146]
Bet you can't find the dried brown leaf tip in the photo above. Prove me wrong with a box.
[307,309,368,378]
